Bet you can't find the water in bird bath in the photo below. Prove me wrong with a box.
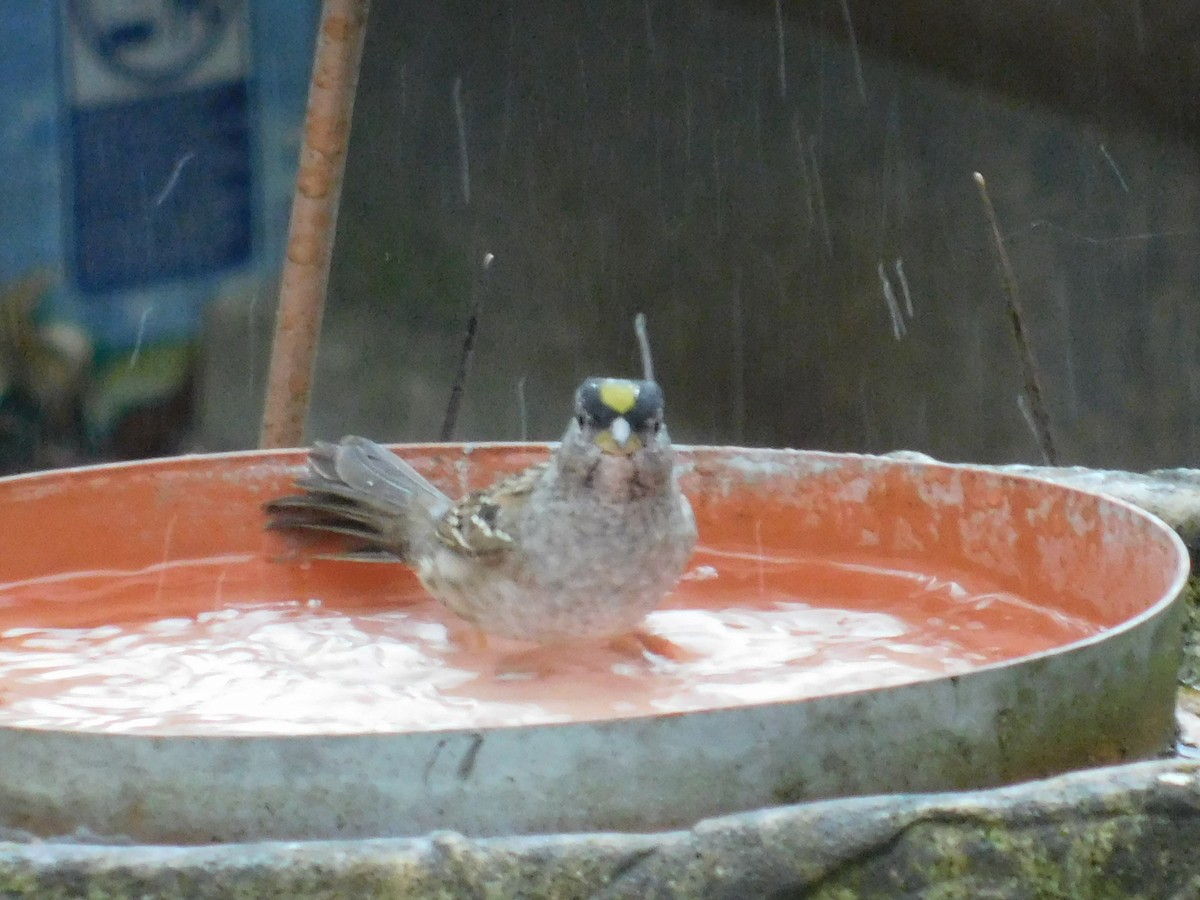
[0,544,1100,736]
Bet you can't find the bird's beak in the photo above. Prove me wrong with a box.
[595,416,642,455]
[610,416,632,448]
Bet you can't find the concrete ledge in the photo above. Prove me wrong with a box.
[2,758,1199,898]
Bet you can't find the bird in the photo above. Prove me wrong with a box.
[264,376,697,646]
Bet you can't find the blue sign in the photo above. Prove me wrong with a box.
[62,1,253,294]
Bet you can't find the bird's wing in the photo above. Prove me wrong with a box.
[308,436,452,518]
[434,462,548,556]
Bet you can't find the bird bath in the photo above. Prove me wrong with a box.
[0,445,1186,843]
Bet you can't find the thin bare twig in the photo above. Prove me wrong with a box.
[441,253,496,441]
[516,375,528,441]
[974,172,1059,465]
[634,312,655,382]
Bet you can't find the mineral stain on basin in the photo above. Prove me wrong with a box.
[0,445,1186,842]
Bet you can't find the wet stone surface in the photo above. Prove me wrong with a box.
[1,759,1200,897]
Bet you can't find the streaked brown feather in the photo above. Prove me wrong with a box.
[434,463,547,557]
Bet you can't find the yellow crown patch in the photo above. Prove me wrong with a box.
[598,380,639,414]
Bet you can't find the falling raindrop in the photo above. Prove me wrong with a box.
[151,151,195,208]
[894,258,914,318]
[878,261,905,341]
[453,76,470,206]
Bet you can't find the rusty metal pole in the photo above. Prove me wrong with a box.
[259,0,371,448]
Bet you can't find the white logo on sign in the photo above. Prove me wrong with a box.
[66,0,245,100]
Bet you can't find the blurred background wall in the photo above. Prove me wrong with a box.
[5,2,1200,471]
[207,0,1200,469]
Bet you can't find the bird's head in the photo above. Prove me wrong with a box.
[570,377,666,456]
[556,377,675,495]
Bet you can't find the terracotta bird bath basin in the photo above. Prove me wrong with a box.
[0,445,1187,843]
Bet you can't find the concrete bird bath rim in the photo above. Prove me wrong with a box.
[0,444,1186,843]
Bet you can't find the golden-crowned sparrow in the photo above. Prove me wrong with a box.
[265,377,697,644]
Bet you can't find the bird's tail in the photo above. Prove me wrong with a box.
[264,437,452,562]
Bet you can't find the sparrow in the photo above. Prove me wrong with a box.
[265,377,697,645]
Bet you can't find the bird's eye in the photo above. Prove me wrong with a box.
[576,414,587,427]
[651,420,662,434]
